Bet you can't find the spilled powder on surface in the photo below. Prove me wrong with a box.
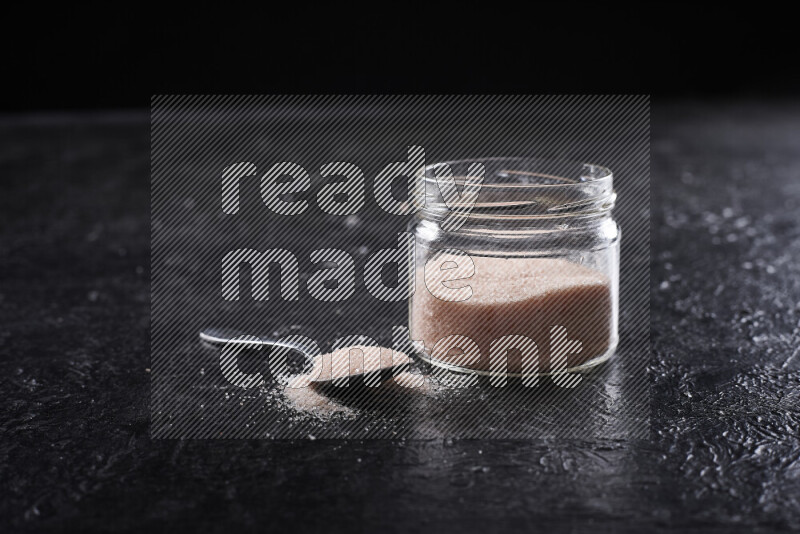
[279,347,440,421]
[382,371,431,393]
[282,374,357,420]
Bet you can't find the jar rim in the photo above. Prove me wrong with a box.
[423,157,613,189]
[419,157,615,223]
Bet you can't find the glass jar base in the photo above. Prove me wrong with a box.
[414,343,617,378]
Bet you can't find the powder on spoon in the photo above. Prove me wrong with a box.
[305,345,411,384]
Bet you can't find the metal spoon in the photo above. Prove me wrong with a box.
[199,327,410,385]
[199,327,314,351]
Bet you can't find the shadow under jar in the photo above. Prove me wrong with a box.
[409,158,619,377]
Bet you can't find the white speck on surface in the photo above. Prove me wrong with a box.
[343,215,360,228]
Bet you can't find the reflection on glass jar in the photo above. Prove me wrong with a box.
[409,158,619,377]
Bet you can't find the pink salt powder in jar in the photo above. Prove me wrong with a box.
[409,158,619,377]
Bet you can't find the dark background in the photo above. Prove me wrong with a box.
[3,4,800,533]
[4,3,799,111]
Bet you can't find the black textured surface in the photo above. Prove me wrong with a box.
[2,101,799,533]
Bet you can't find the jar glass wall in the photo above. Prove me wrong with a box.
[409,158,619,377]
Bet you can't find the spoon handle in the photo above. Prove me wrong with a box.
[199,327,315,354]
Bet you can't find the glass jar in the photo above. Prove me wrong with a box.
[409,157,619,377]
